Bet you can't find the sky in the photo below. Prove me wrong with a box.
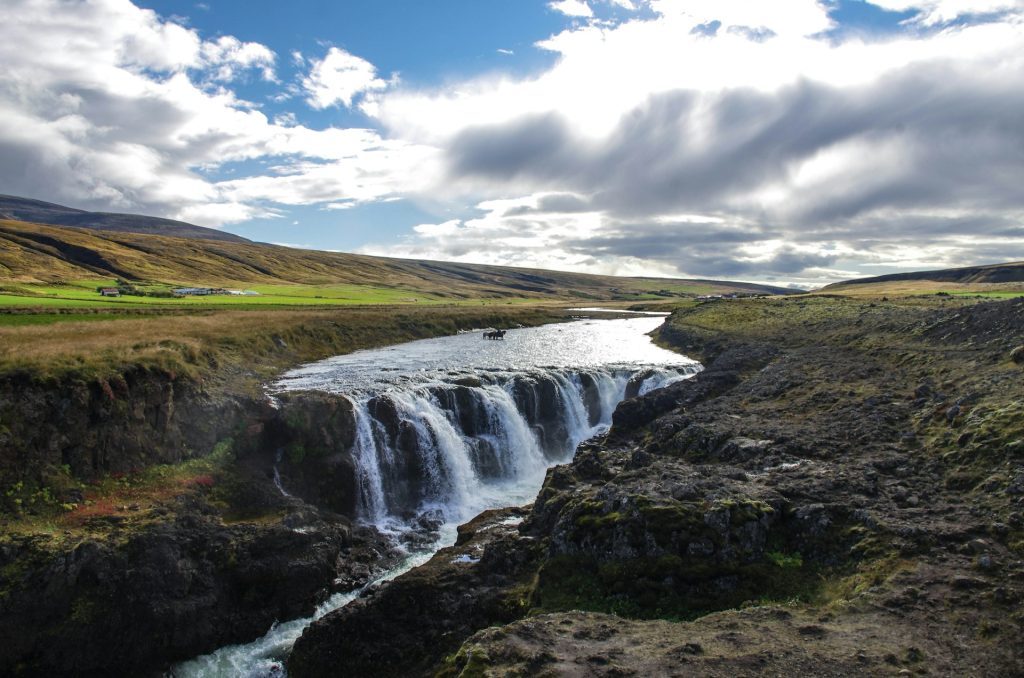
[1,0,1022,287]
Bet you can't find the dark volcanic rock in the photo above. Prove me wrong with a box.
[0,367,253,493]
[269,392,360,515]
[609,343,776,437]
[288,507,539,678]
[0,491,399,677]
[288,296,1024,677]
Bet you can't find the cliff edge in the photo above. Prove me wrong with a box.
[290,295,1024,677]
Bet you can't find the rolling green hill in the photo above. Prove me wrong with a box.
[0,195,251,244]
[0,218,791,306]
[825,261,1024,287]
[820,261,1024,297]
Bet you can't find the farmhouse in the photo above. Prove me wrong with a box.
[172,287,252,297]
[99,287,120,297]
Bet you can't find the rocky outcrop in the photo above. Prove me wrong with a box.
[288,297,1024,677]
[0,308,579,676]
[609,343,775,435]
[0,367,252,498]
[287,345,861,676]
[0,486,399,677]
[266,392,360,516]
[289,507,539,678]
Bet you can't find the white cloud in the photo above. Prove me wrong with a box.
[201,35,276,81]
[2,0,1023,283]
[301,46,389,109]
[363,1,1024,280]
[867,0,1022,24]
[0,1,434,226]
[549,0,594,18]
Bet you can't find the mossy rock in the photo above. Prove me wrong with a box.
[531,553,822,620]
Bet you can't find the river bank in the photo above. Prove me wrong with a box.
[0,304,564,676]
[288,295,1024,677]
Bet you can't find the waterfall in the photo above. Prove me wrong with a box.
[342,365,696,529]
[175,316,703,677]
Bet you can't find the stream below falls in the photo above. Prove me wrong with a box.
[171,315,699,677]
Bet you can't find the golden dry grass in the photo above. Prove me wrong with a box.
[819,280,1024,297]
[0,305,563,385]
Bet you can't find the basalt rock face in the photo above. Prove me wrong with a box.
[289,297,1024,677]
[267,392,359,516]
[609,343,776,436]
[0,380,402,677]
[289,507,540,678]
[288,346,856,677]
[0,489,399,677]
[0,368,251,493]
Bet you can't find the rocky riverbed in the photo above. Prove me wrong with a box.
[289,295,1024,677]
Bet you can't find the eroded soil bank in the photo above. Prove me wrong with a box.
[289,295,1024,677]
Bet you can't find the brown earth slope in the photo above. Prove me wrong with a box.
[0,194,252,243]
[823,261,1024,293]
[0,218,791,298]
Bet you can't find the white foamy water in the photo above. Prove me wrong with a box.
[171,316,699,677]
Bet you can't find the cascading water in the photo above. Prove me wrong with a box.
[172,315,700,678]
[340,365,685,531]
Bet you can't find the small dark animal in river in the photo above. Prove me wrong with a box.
[483,329,507,340]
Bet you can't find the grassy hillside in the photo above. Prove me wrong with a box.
[821,261,1024,297]
[0,219,790,307]
[0,194,250,243]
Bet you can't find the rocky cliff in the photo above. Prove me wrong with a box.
[0,376,402,676]
[0,491,397,677]
[0,306,576,676]
[289,296,1024,677]
[0,367,248,500]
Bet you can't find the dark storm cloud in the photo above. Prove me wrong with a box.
[0,137,93,206]
[636,245,838,278]
[560,224,835,277]
[445,60,1024,250]
[504,192,593,216]
[0,84,224,214]
[793,213,1023,243]
[448,113,574,181]
[562,221,778,259]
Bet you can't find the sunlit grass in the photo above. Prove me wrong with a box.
[821,279,1024,297]
[0,313,135,326]
[946,290,1024,298]
[0,279,556,309]
[0,305,563,380]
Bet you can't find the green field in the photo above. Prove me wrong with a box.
[946,290,1024,298]
[0,279,550,309]
[0,313,143,327]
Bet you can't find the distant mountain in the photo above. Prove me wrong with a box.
[0,218,791,298]
[0,195,250,244]
[824,261,1024,291]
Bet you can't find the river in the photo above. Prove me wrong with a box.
[171,315,698,677]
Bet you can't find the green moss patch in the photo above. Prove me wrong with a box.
[531,553,824,621]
